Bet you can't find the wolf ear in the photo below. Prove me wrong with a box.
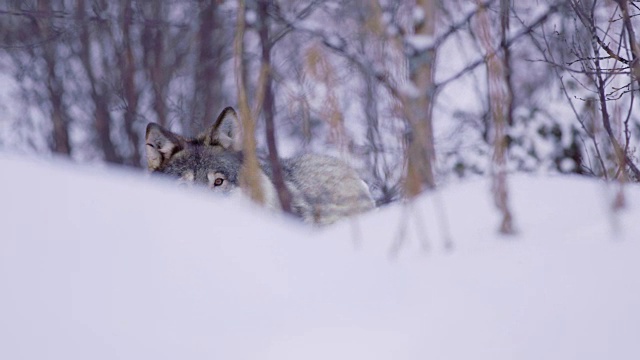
[145,123,184,171]
[207,107,242,151]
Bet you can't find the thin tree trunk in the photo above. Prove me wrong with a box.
[191,0,220,135]
[496,0,515,234]
[477,0,515,234]
[404,0,437,198]
[121,0,140,166]
[38,0,70,155]
[235,0,264,204]
[143,2,169,128]
[258,0,292,213]
[44,43,70,155]
[76,0,120,163]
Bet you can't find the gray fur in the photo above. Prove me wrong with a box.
[163,146,243,185]
[145,107,375,225]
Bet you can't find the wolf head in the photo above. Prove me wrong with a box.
[145,107,244,193]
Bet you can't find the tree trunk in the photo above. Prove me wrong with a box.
[404,0,437,197]
[235,0,265,204]
[258,0,292,213]
[76,0,121,163]
[38,0,70,155]
[121,0,141,166]
[191,0,222,135]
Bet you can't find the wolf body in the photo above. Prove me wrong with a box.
[145,107,375,225]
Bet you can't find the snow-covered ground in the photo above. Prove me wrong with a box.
[1,154,639,360]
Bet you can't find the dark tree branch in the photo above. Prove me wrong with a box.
[435,3,561,91]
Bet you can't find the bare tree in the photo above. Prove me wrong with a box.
[475,0,515,234]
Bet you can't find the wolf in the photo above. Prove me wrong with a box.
[145,107,375,225]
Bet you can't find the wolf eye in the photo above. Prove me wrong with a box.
[208,172,226,189]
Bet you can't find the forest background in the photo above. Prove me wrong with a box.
[1,0,639,232]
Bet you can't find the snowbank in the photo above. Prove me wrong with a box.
[1,155,639,359]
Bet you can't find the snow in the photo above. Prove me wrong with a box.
[405,34,435,52]
[412,6,426,24]
[324,34,345,50]
[245,9,257,26]
[1,154,639,359]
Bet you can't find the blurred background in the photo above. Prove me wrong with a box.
[0,0,638,209]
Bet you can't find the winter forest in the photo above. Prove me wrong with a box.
[1,0,640,228]
[2,2,640,358]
